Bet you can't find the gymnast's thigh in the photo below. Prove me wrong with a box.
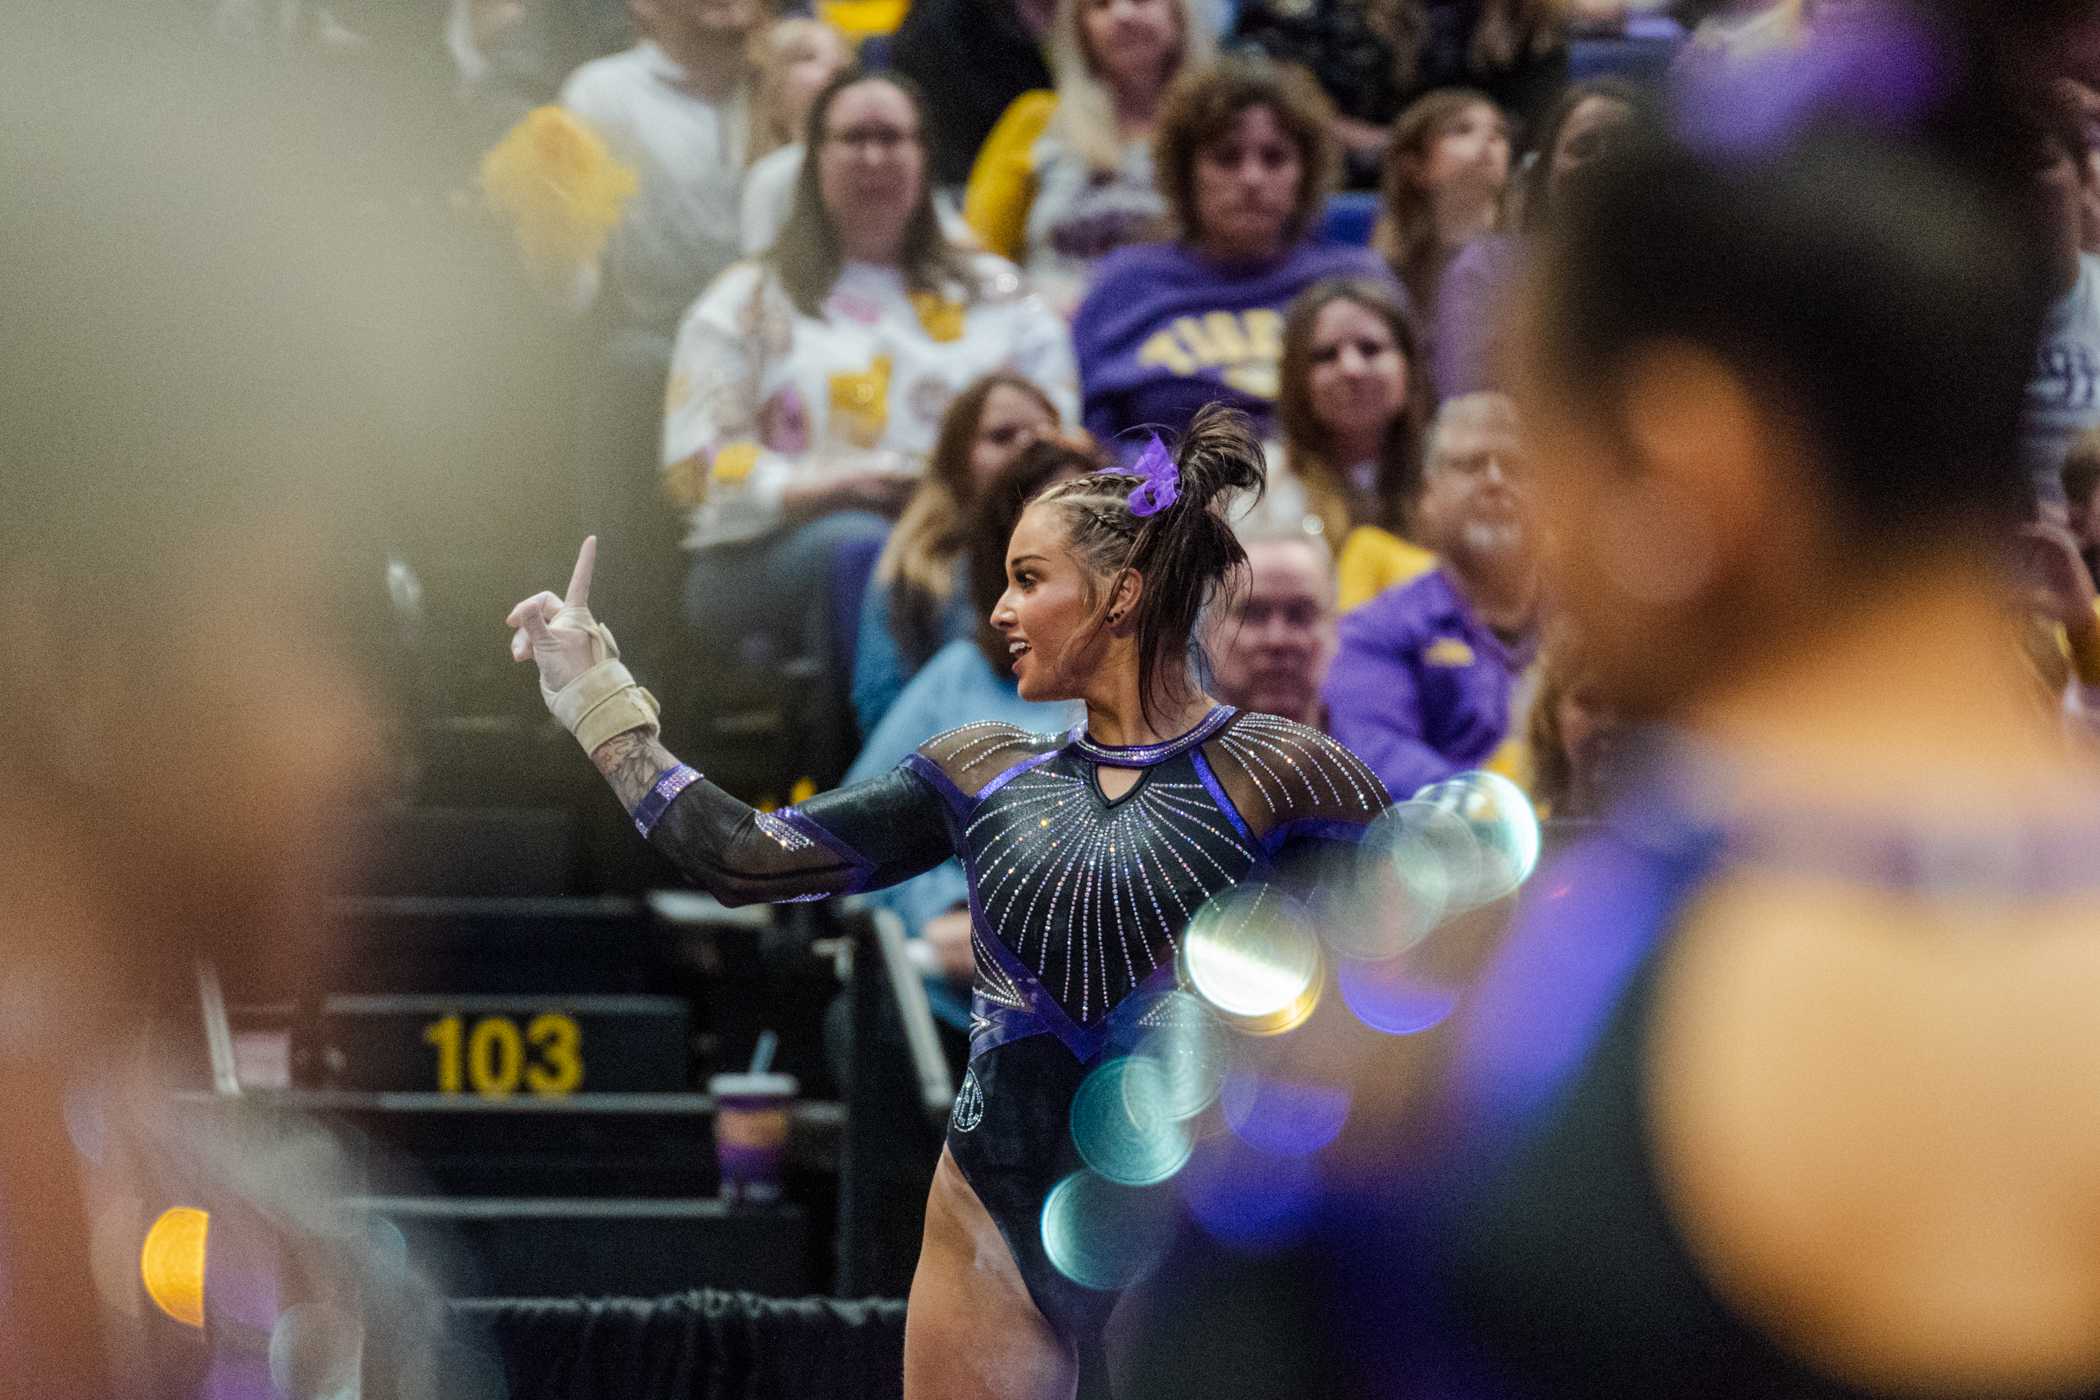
[905,1146,1076,1400]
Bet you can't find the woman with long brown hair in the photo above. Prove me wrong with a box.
[664,69,1074,708]
[1275,275,1436,610]
[1372,86,1512,333]
[853,371,1062,733]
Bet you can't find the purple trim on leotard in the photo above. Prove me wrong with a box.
[1190,748,1255,847]
[632,763,702,838]
[766,806,880,895]
[903,751,973,821]
[1072,705,1238,767]
[960,839,1187,1064]
[1718,809,2100,897]
[977,744,1069,803]
[1261,817,1374,860]
[966,964,1186,1064]
[1443,797,1723,1162]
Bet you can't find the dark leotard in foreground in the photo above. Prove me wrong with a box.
[1326,748,2100,1400]
[640,705,1389,1339]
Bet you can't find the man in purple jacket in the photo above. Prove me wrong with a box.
[1324,392,1539,800]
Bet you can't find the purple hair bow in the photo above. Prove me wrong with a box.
[1120,435,1179,518]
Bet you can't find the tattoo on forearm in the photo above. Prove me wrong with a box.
[592,730,678,813]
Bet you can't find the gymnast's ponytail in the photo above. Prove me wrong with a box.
[1030,404,1267,726]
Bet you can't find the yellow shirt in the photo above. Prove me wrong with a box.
[963,90,1057,263]
[1336,525,1436,614]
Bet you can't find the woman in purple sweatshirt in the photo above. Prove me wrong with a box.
[1073,56,1406,448]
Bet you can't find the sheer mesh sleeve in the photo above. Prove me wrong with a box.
[1202,713,1390,845]
[909,719,1073,803]
[645,764,954,907]
[1200,715,1391,921]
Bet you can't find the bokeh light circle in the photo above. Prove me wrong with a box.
[1124,990,1232,1121]
[1337,957,1458,1036]
[1219,1069,1350,1157]
[268,1302,363,1397]
[1182,885,1322,1029]
[1040,1170,1179,1290]
[1412,771,1541,905]
[1071,1057,1194,1186]
[1179,1135,1321,1251]
[140,1205,209,1329]
[1323,801,1476,958]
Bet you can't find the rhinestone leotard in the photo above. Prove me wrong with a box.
[641,706,1389,1338]
[903,707,1387,1064]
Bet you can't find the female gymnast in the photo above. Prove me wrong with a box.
[1318,17,2100,1400]
[1109,15,2100,1399]
[507,404,1391,1399]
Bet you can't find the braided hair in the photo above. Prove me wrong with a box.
[1028,404,1268,726]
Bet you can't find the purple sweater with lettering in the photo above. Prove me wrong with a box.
[1323,566,1536,801]
[1073,239,1400,446]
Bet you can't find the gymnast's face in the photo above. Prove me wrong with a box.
[991,502,1117,702]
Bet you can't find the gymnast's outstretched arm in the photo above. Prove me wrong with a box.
[508,538,951,906]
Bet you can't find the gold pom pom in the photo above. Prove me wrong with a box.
[479,106,638,272]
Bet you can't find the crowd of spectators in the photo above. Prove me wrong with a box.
[228,0,2100,933]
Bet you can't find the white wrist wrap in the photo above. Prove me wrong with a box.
[543,617,660,752]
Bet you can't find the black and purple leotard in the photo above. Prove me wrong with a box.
[638,705,1389,1336]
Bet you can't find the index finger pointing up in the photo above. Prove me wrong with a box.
[565,535,598,610]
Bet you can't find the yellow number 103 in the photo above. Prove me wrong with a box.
[421,1013,583,1097]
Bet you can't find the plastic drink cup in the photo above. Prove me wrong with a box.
[709,1072,797,1203]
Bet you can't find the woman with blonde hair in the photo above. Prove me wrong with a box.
[852,371,1065,733]
[1372,87,1511,329]
[964,0,1215,315]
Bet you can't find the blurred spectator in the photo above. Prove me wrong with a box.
[1523,634,1627,819]
[854,372,1065,733]
[0,8,527,1391]
[1679,0,1808,61]
[2015,520,2100,740]
[448,0,637,144]
[560,0,762,647]
[1074,56,1401,447]
[1229,0,1567,184]
[1436,76,1637,398]
[1275,276,1437,609]
[1207,524,1341,727]
[740,16,852,255]
[888,0,1057,188]
[560,0,759,330]
[2068,424,2100,581]
[844,438,1097,1013]
[448,0,563,142]
[1324,392,1538,799]
[2057,79,2100,254]
[1372,88,1511,334]
[665,71,1077,683]
[964,0,1216,316]
[2024,87,2100,510]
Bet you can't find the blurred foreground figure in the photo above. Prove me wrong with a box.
[0,8,533,1396]
[1119,4,2100,1398]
